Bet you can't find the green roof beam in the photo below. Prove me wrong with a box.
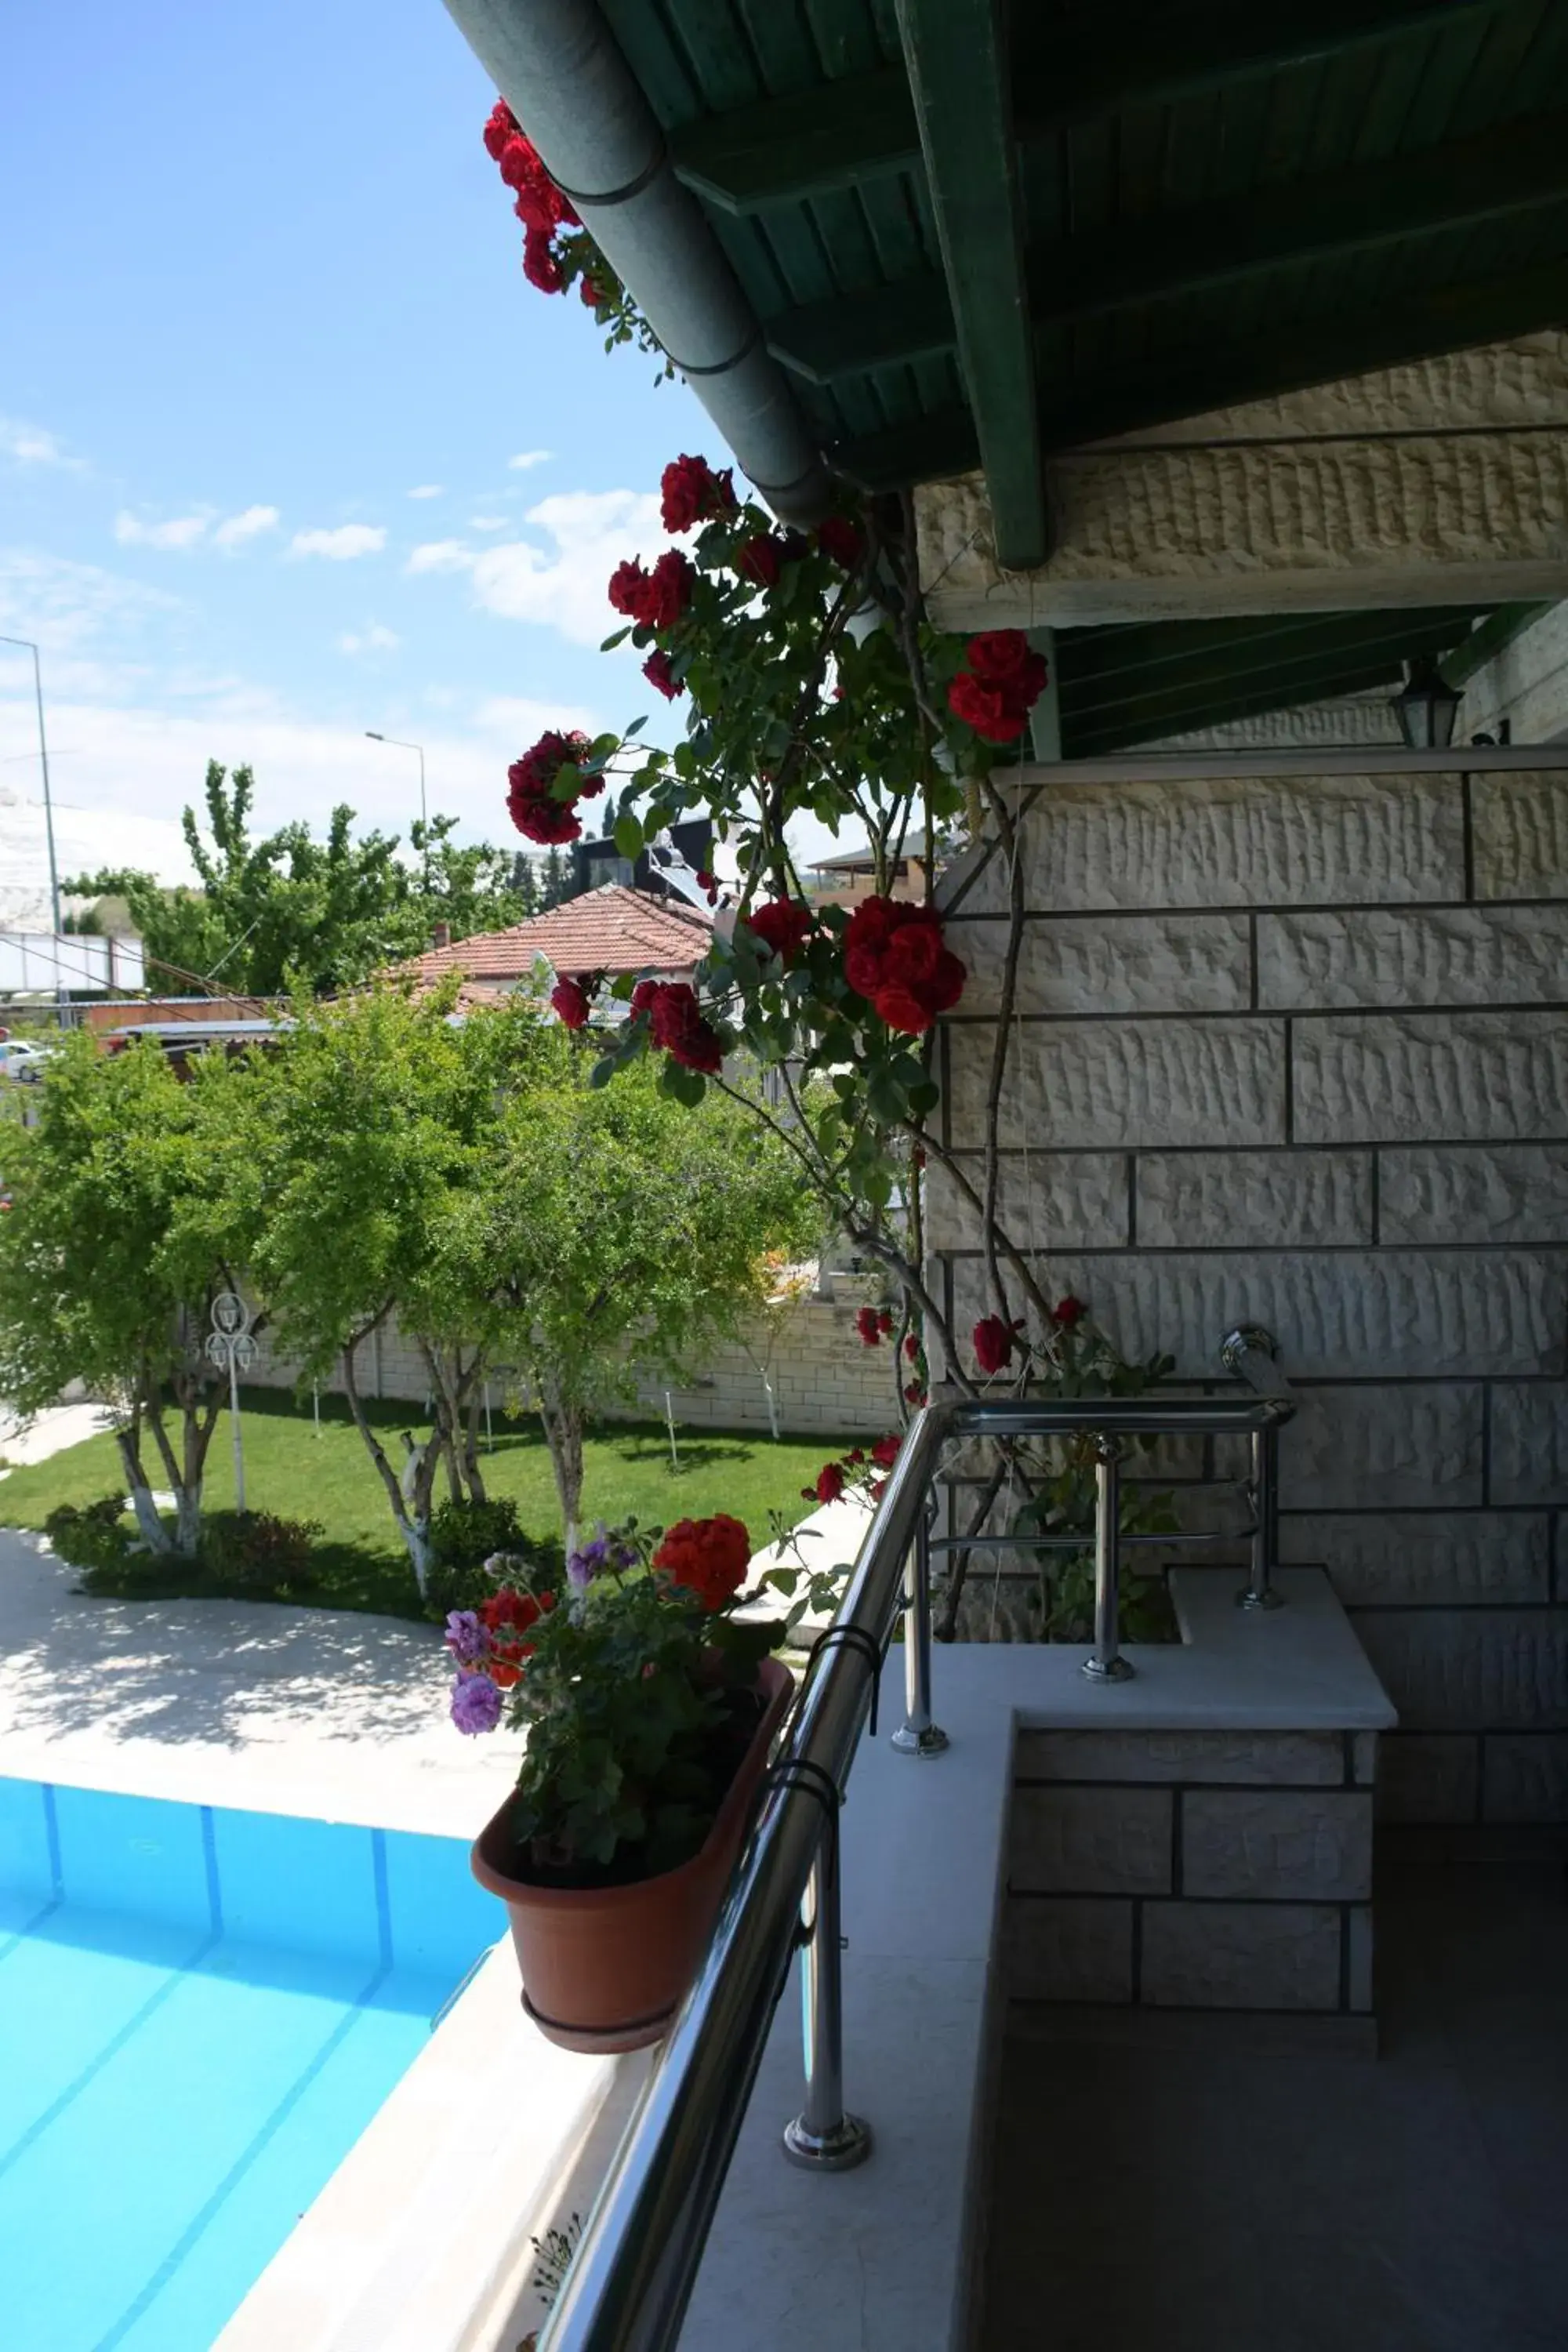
[894,0,1045,570]
[1439,601,1558,686]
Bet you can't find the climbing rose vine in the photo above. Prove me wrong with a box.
[482,101,670,368]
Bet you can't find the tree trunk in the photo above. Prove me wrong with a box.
[342,1325,434,1599]
[539,1392,584,1555]
[114,1427,173,1553]
[462,1384,488,1503]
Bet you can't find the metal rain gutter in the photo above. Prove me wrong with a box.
[441,0,833,523]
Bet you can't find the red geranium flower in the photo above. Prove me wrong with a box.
[478,1587,554,1682]
[738,533,782,590]
[652,1514,751,1611]
[742,898,813,966]
[816,514,864,570]
[870,1432,902,1469]
[659,453,737,534]
[814,1461,845,1505]
[550,977,590,1030]
[643,648,683,700]
[972,1315,1014,1376]
[1053,1294,1088,1330]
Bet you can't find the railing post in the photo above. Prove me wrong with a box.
[1238,1412,1286,1611]
[782,1843,872,2172]
[891,1505,949,1756]
[1080,1432,1134,1682]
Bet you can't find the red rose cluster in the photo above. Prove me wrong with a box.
[630,978,724,1076]
[507,729,597,845]
[608,550,696,632]
[482,101,579,297]
[855,1304,895,1348]
[550,976,590,1030]
[742,897,814,967]
[947,630,1049,746]
[816,514,864,571]
[843,898,966,1036]
[652,1514,751,1611]
[660,453,736,534]
[480,1586,554,1687]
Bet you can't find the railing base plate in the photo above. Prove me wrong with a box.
[1236,1585,1286,1611]
[782,2111,873,2172]
[1080,1655,1135,1682]
[891,1722,950,1757]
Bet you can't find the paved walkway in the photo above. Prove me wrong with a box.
[0,1397,116,1470]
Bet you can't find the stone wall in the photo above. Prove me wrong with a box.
[244,1288,897,1443]
[932,750,1568,1824]
[1006,1730,1375,2024]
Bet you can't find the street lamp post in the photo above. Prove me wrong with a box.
[1,634,62,937]
[364,730,426,832]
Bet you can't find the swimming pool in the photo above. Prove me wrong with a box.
[0,1777,503,2352]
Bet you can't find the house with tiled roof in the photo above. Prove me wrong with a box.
[400,883,713,1011]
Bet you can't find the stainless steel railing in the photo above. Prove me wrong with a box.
[539,1367,1295,2351]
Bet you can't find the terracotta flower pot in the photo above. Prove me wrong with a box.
[470,1657,793,2052]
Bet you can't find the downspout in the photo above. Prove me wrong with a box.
[441,0,832,524]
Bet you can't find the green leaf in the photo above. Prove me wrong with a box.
[659,1058,707,1107]
[588,1056,619,1089]
[622,715,648,740]
[600,628,630,652]
[614,811,644,861]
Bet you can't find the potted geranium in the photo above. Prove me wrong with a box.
[450,1514,793,2051]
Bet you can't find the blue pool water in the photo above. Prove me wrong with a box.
[0,1777,504,2352]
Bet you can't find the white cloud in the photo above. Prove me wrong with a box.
[338,623,401,655]
[289,524,387,561]
[507,450,554,471]
[405,539,474,575]
[1,415,82,469]
[465,488,664,645]
[470,515,506,532]
[212,503,280,548]
[407,484,445,500]
[114,510,212,551]
[0,553,180,688]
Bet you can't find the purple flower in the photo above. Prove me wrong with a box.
[450,1671,503,1736]
[444,1609,488,1665]
[567,1526,611,1589]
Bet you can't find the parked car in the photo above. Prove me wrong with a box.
[0,1040,53,1083]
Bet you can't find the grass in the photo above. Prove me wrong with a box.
[0,1386,847,1621]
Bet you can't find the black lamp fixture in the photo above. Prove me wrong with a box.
[1390,658,1463,751]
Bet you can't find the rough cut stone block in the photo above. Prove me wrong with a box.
[1140,1902,1341,2010]
[1471,768,1568,900]
[1375,1734,1479,1823]
[949,911,1252,1015]
[1378,1145,1568,1246]
[1279,1386,1483,1510]
[1279,1509,1549,1602]
[1348,1907,1374,2013]
[1481,1735,1568,1822]
[1014,1730,1346,1785]
[924,1151,1127,1254]
[1257,905,1568,1010]
[1009,1785,1171,1895]
[1352,1609,1568,1730]
[1135,1149,1372,1247]
[949,1251,1564,1378]
[1293,1011,1568,1144]
[1489,1384,1568,1505]
[1004,1897,1134,2002]
[943,1018,1285,1149]
[1179,1791,1372,1901]
[951,771,1465,913]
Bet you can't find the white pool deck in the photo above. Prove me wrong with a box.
[0,1468,1393,2352]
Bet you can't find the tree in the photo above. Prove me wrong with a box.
[71,760,538,999]
[484,1040,819,1545]
[0,1033,264,1552]
[249,986,537,1592]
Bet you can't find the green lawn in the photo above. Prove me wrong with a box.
[0,1386,845,1621]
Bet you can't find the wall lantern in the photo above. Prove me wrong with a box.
[1389,659,1463,751]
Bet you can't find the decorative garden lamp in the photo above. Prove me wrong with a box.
[1390,659,1463,751]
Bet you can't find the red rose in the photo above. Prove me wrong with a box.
[643,648,684,700]
[844,899,965,1033]
[947,670,1029,743]
[1052,1294,1088,1330]
[641,548,695,630]
[965,631,1046,697]
[738,533,782,590]
[846,1448,865,1466]
[855,1305,884,1347]
[483,100,521,162]
[522,227,567,296]
[815,1462,845,1505]
[870,1433,902,1469]
[904,1333,920,1362]
[871,979,937,1036]
[816,515,864,570]
[972,1315,1014,1375]
[507,730,591,844]
[904,1384,927,1407]
[550,977,590,1030]
[608,560,648,619]
[630,979,659,1016]
[742,897,813,966]
[652,1514,751,1611]
[842,894,902,998]
[659,454,736,534]
[644,980,724,1074]
[881,919,943,988]
[879,1309,894,1333]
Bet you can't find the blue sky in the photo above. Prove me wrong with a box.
[1,0,732,906]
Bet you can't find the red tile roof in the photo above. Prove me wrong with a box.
[401,884,713,1001]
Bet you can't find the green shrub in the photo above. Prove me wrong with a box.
[44,1496,132,1573]
[430,1494,523,1570]
[423,1497,565,1621]
[199,1509,323,1594]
